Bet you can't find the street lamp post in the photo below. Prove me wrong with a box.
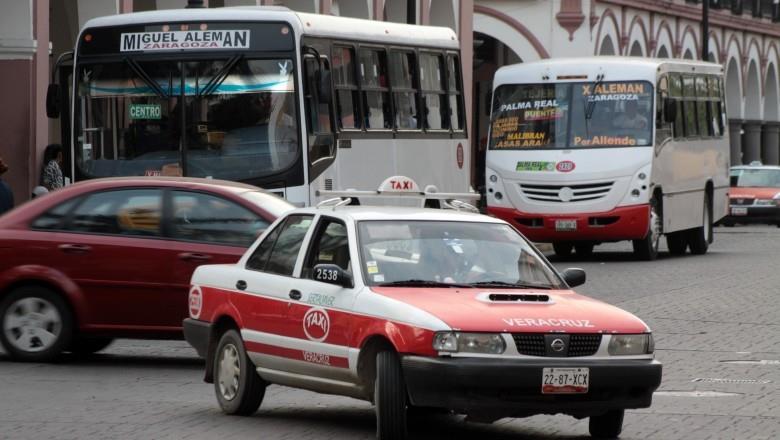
[702,0,709,61]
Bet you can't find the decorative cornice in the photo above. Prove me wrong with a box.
[557,0,586,41]
[0,38,37,60]
[598,0,780,39]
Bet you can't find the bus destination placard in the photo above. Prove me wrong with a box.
[120,30,251,52]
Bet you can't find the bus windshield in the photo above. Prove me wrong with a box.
[489,81,653,150]
[75,57,298,180]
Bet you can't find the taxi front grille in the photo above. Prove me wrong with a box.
[512,334,602,357]
[730,198,754,206]
[519,182,614,203]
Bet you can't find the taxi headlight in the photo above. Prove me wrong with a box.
[608,334,653,355]
[432,332,506,354]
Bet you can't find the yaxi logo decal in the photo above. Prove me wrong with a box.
[303,308,330,342]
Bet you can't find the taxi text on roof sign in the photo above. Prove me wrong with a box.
[120,30,251,52]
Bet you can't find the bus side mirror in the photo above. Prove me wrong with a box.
[46,84,61,118]
[317,69,332,105]
[663,98,677,123]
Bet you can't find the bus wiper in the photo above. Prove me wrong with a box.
[125,57,167,99]
[585,73,604,120]
[377,279,472,288]
[470,281,553,290]
[199,54,243,97]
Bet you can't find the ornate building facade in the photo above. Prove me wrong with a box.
[1,0,778,202]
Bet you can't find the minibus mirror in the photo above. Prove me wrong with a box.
[561,268,586,287]
[663,98,677,123]
[46,84,61,118]
[317,69,333,105]
[313,264,353,288]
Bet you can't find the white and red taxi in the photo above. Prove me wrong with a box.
[183,202,662,439]
[723,164,780,226]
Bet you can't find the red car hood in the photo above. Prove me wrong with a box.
[729,187,780,199]
[371,287,649,333]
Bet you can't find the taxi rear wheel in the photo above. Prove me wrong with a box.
[589,409,624,438]
[213,329,266,416]
[375,351,408,440]
[0,286,73,362]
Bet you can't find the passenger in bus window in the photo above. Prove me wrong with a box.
[613,100,648,130]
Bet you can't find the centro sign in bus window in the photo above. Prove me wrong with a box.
[489,81,653,150]
[129,104,161,120]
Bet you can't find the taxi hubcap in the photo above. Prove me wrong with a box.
[218,343,241,401]
[3,297,62,353]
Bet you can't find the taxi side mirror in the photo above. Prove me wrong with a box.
[561,268,586,288]
[313,264,353,288]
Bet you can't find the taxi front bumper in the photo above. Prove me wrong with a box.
[402,356,662,418]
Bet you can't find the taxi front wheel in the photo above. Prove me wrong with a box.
[213,329,266,416]
[589,409,624,438]
[375,351,408,440]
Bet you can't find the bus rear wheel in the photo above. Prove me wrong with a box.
[688,194,712,255]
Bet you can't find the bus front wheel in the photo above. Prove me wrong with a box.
[632,199,661,261]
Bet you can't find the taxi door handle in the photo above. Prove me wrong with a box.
[236,280,247,291]
[58,244,91,254]
[289,289,302,300]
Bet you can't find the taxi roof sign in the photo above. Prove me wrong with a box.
[316,175,480,211]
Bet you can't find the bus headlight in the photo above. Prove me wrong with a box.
[489,174,498,183]
[433,332,506,354]
[608,334,654,355]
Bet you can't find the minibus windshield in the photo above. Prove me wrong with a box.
[489,81,653,150]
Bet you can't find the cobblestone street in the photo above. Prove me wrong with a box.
[1,226,778,440]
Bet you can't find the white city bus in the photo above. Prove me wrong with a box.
[48,6,469,206]
[485,58,729,260]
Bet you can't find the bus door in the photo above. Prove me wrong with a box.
[47,53,73,182]
[302,48,336,187]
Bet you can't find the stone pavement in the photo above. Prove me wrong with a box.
[0,226,778,439]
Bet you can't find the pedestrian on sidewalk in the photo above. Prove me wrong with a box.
[0,157,13,215]
[41,144,64,191]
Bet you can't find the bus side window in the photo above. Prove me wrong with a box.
[669,74,684,139]
[359,47,392,130]
[333,46,361,130]
[682,75,698,138]
[389,50,420,130]
[419,52,446,130]
[447,54,465,131]
[708,76,724,137]
[656,75,672,144]
[695,75,711,137]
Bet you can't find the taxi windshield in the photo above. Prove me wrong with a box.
[731,168,780,188]
[357,221,562,288]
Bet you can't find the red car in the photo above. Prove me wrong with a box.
[0,177,292,361]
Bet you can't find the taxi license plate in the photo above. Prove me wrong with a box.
[555,220,577,231]
[731,207,748,216]
[542,367,589,394]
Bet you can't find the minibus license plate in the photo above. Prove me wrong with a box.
[542,367,589,394]
[731,207,747,216]
[555,220,577,231]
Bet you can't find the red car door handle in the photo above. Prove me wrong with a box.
[178,252,212,262]
[58,244,91,254]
